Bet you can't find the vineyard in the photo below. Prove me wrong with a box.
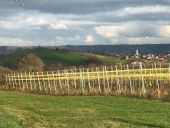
[5,63,170,98]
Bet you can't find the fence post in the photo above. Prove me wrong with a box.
[65,70,70,95]
[140,63,146,96]
[87,68,91,93]
[80,68,84,94]
[58,70,62,91]
[154,63,160,98]
[102,66,106,93]
[33,72,36,91]
[127,64,133,94]
[37,72,41,91]
[5,74,9,90]
[73,68,77,90]
[110,66,113,92]
[47,71,51,93]
[115,65,121,94]
[96,67,101,93]
[105,66,110,93]
[21,73,25,91]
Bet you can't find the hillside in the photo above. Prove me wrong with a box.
[0,47,123,69]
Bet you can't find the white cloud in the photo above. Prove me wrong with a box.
[84,35,94,44]
[0,10,112,30]
[95,21,170,44]
[0,11,70,30]
[49,23,68,30]
[56,35,81,42]
[159,25,170,37]
[111,37,170,45]
[115,5,170,17]
[96,22,170,37]
[95,25,124,38]
[0,37,33,46]
[1,2,170,46]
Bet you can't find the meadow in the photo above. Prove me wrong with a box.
[0,90,170,128]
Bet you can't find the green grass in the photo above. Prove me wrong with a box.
[80,52,124,64]
[0,91,170,128]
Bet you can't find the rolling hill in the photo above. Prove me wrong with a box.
[0,47,124,70]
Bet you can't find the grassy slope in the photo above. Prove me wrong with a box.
[0,48,89,69]
[0,48,123,69]
[80,52,124,64]
[0,91,170,128]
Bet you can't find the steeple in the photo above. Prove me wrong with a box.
[136,49,139,56]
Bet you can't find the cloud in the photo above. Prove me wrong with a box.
[0,37,33,46]
[96,22,170,38]
[159,25,170,37]
[22,0,121,14]
[111,37,170,45]
[0,10,106,31]
[84,35,94,44]
[0,1,170,46]
[95,25,124,38]
[49,23,68,30]
[0,11,70,30]
[95,21,170,44]
[115,5,170,17]
[21,0,170,15]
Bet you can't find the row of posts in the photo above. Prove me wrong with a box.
[5,63,170,98]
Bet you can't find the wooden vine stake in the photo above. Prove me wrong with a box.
[87,68,91,93]
[96,67,101,93]
[127,64,133,94]
[154,63,160,98]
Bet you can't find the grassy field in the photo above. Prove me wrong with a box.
[0,91,170,128]
[80,52,124,64]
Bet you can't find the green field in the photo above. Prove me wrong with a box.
[80,52,124,64]
[0,91,170,128]
[0,48,124,69]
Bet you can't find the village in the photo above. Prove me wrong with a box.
[115,49,170,65]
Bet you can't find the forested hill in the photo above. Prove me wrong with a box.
[57,44,170,54]
[0,44,170,55]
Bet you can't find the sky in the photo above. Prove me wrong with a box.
[0,0,170,46]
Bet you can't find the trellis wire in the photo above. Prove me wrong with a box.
[5,63,170,97]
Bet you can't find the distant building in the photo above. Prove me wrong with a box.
[134,49,140,59]
[125,55,129,60]
[136,49,139,56]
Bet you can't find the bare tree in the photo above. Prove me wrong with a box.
[0,66,12,80]
[18,53,44,72]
